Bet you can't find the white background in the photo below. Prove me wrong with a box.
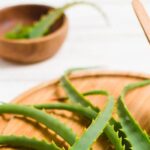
[0,0,149,102]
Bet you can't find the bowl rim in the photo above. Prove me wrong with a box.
[0,4,68,44]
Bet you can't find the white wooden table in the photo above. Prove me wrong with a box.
[0,0,149,102]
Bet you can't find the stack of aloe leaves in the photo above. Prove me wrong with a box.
[0,70,150,150]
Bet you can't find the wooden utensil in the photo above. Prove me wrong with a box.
[132,0,150,43]
[0,71,150,149]
[0,5,68,64]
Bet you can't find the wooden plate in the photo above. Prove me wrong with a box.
[1,71,150,150]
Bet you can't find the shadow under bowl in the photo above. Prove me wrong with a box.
[0,4,68,64]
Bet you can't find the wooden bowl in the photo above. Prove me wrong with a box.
[0,71,150,150]
[0,4,68,64]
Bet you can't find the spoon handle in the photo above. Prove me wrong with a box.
[132,0,150,43]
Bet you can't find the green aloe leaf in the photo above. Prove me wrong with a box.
[5,1,106,39]
[34,102,97,120]
[60,71,125,150]
[118,80,150,150]
[5,24,32,39]
[61,72,99,111]
[70,97,114,150]
[29,1,106,38]
[34,100,124,150]
[0,103,76,145]
[0,135,61,150]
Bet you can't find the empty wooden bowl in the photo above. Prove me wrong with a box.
[0,4,68,63]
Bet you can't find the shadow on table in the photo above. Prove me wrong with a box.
[0,59,31,68]
[0,58,47,69]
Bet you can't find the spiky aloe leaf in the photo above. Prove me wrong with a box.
[0,104,76,145]
[5,1,106,39]
[118,80,150,150]
[0,135,61,150]
[61,72,99,111]
[34,102,97,120]
[60,72,124,150]
[70,96,114,150]
[104,124,126,150]
[29,1,106,38]
[34,100,124,150]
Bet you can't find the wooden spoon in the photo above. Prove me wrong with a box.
[132,0,150,43]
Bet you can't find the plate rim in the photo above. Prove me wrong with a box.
[12,70,150,103]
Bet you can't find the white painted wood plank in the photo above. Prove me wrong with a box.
[0,35,149,81]
[0,0,149,34]
[0,81,38,103]
[0,0,149,6]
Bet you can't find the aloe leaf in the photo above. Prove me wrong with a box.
[0,104,76,145]
[5,24,23,39]
[34,102,97,120]
[5,25,32,39]
[34,100,124,150]
[51,90,109,101]
[105,124,125,150]
[83,90,109,96]
[0,135,61,150]
[61,72,99,111]
[29,1,106,38]
[70,96,114,150]
[28,7,64,38]
[60,72,124,149]
[118,80,150,150]
[5,1,106,39]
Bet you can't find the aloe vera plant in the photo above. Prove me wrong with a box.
[5,1,106,39]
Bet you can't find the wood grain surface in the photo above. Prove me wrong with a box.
[0,71,150,149]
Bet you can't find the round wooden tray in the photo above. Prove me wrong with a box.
[1,71,150,150]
